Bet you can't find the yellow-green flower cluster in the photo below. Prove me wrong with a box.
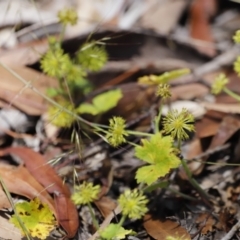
[57,8,78,26]
[211,73,229,95]
[71,182,100,205]
[77,42,108,71]
[118,189,148,220]
[233,30,240,44]
[40,48,71,78]
[163,108,195,141]
[48,102,76,127]
[156,84,171,99]
[106,116,129,147]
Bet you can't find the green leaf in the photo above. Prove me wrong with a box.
[76,103,99,115]
[10,198,56,239]
[138,68,190,85]
[100,224,134,240]
[92,89,122,112]
[135,165,163,185]
[157,68,190,84]
[135,133,181,185]
[77,89,122,115]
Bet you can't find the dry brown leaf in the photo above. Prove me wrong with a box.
[0,163,56,216]
[184,139,204,175]
[0,38,49,66]
[219,209,233,232]
[94,196,117,218]
[196,213,217,234]
[189,0,216,57]
[202,102,240,114]
[0,185,11,209]
[0,65,58,115]
[171,83,209,100]
[195,117,219,138]
[0,147,79,238]
[208,115,240,150]
[143,214,190,240]
[53,192,80,238]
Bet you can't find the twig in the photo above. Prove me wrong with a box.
[221,219,240,240]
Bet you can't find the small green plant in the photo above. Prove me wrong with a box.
[100,189,147,240]
[68,68,209,239]
[40,33,200,237]
[72,181,101,229]
[40,8,122,128]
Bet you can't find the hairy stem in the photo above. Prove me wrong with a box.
[87,202,99,229]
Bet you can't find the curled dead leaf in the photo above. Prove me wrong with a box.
[0,147,79,238]
[143,214,190,240]
[0,163,55,215]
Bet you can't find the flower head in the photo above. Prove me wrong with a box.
[57,8,78,26]
[118,189,148,220]
[71,182,100,205]
[156,84,171,99]
[40,48,71,78]
[65,64,90,93]
[211,73,229,94]
[48,101,76,127]
[234,56,240,76]
[233,30,240,44]
[77,42,108,71]
[163,108,195,141]
[106,116,128,147]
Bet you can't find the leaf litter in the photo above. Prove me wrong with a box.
[1,1,240,240]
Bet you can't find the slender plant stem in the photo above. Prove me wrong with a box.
[180,158,212,202]
[126,130,152,137]
[223,87,240,102]
[177,139,211,204]
[87,203,99,229]
[167,187,198,201]
[154,101,164,133]
[59,24,66,44]
[177,138,181,150]
[117,215,126,227]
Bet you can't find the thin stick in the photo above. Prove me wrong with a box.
[221,219,240,240]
